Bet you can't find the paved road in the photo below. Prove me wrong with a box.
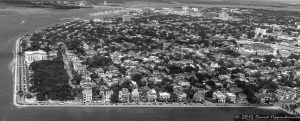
[62,51,76,89]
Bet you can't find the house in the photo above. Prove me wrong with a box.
[236,93,248,104]
[119,88,131,103]
[228,86,243,94]
[123,15,133,22]
[105,90,113,102]
[193,91,206,103]
[276,86,298,101]
[147,89,157,102]
[254,28,267,38]
[255,92,276,103]
[226,93,236,103]
[180,82,191,87]
[213,91,226,103]
[82,87,93,103]
[182,6,189,11]
[24,50,47,66]
[95,68,105,76]
[175,91,187,102]
[80,80,96,88]
[131,89,140,103]
[159,92,170,101]
[82,74,92,81]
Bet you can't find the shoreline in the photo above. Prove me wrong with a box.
[13,37,20,108]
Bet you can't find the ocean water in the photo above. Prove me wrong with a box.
[0,4,291,121]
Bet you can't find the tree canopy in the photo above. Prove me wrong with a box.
[29,60,74,101]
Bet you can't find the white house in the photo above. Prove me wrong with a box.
[24,50,47,66]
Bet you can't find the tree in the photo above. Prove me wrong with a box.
[17,90,24,97]
[223,48,241,57]
[29,60,74,101]
[258,79,278,91]
[36,92,46,101]
[169,93,178,102]
[205,90,214,98]
[206,80,216,88]
[253,59,262,63]
[183,88,195,100]
[90,72,99,80]
[288,54,300,60]
[131,74,144,87]
[264,55,274,62]
[167,64,183,74]
[83,55,112,68]
[247,31,255,39]
[246,95,260,104]
[183,66,197,72]
[165,84,174,93]
[25,93,33,99]
[110,92,119,103]
[235,80,246,88]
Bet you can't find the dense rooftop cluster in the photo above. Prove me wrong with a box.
[20,7,300,106]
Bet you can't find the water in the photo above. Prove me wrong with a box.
[0,4,291,121]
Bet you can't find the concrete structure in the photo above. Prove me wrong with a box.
[122,15,133,22]
[193,91,205,102]
[237,93,248,104]
[131,89,140,103]
[219,12,229,19]
[119,88,130,103]
[104,1,107,5]
[254,28,267,38]
[296,22,300,29]
[105,90,113,102]
[159,92,170,101]
[191,8,199,12]
[82,87,93,102]
[24,50,47,66]
[180,82,191,87]
[182,6,189,11]
[213,91,226,103]
[226,93,236,103]
[147,89,157,102]
[276,86,298,101]
[80,80,96,88]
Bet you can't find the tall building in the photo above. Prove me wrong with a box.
[24,50,47,66]
[119,88,130,103]
[213,91,226,103]
[82,87,93,103]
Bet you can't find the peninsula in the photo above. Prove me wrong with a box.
[12,5,300,115]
